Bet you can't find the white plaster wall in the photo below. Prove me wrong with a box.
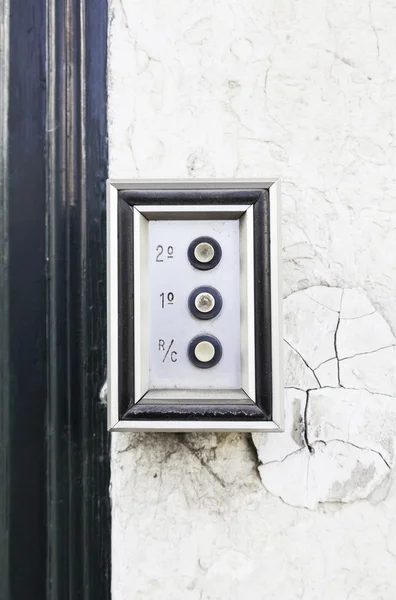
[109,0,396,597]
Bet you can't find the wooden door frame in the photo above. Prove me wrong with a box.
[0,0,110,598]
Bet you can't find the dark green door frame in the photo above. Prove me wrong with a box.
[0,0,110,598]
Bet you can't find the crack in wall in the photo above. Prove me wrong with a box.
[339,344,396,362]
[304,291,339,312]
[334,312,341,386]
[246,432,262,475]
[180,438,227,488]
[341,310,376,320]
[257,437,391,510]
[257,438,391,472]
[314,356,335,371]
[329,439,391,470]
[334,289,343,386]
[304,390,314,453]
[284,339,321,387]
[256,445,307,469]
[255,286,396,509]
[341,386,396,399]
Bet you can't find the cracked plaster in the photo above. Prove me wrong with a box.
[254,286,396,510]
[109,0,396,597]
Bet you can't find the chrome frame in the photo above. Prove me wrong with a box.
[107,179,284,432]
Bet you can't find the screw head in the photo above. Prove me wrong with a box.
[194,292,216,313]
[188,286,223,320]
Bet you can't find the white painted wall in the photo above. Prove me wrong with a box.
[109,0,396,597]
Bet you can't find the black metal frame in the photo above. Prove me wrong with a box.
[0,0,110,598]
[116,188,272,423]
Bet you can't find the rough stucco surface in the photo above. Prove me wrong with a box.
[109,0,396,597]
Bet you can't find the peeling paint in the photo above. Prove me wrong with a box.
[253,286,396,509]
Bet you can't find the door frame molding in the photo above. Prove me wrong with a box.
[0,1,110,598]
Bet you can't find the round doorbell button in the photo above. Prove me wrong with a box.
[188,286,222,320]
[188,334,222,369]
[188,236,222,270]
[194,242,215,264]
[194,340,215,363]
[194,291,216,313]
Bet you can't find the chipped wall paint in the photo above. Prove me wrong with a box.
[109,0,396,597]
[255,286,396,510]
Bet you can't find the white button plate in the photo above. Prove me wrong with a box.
[148,219,241,390]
